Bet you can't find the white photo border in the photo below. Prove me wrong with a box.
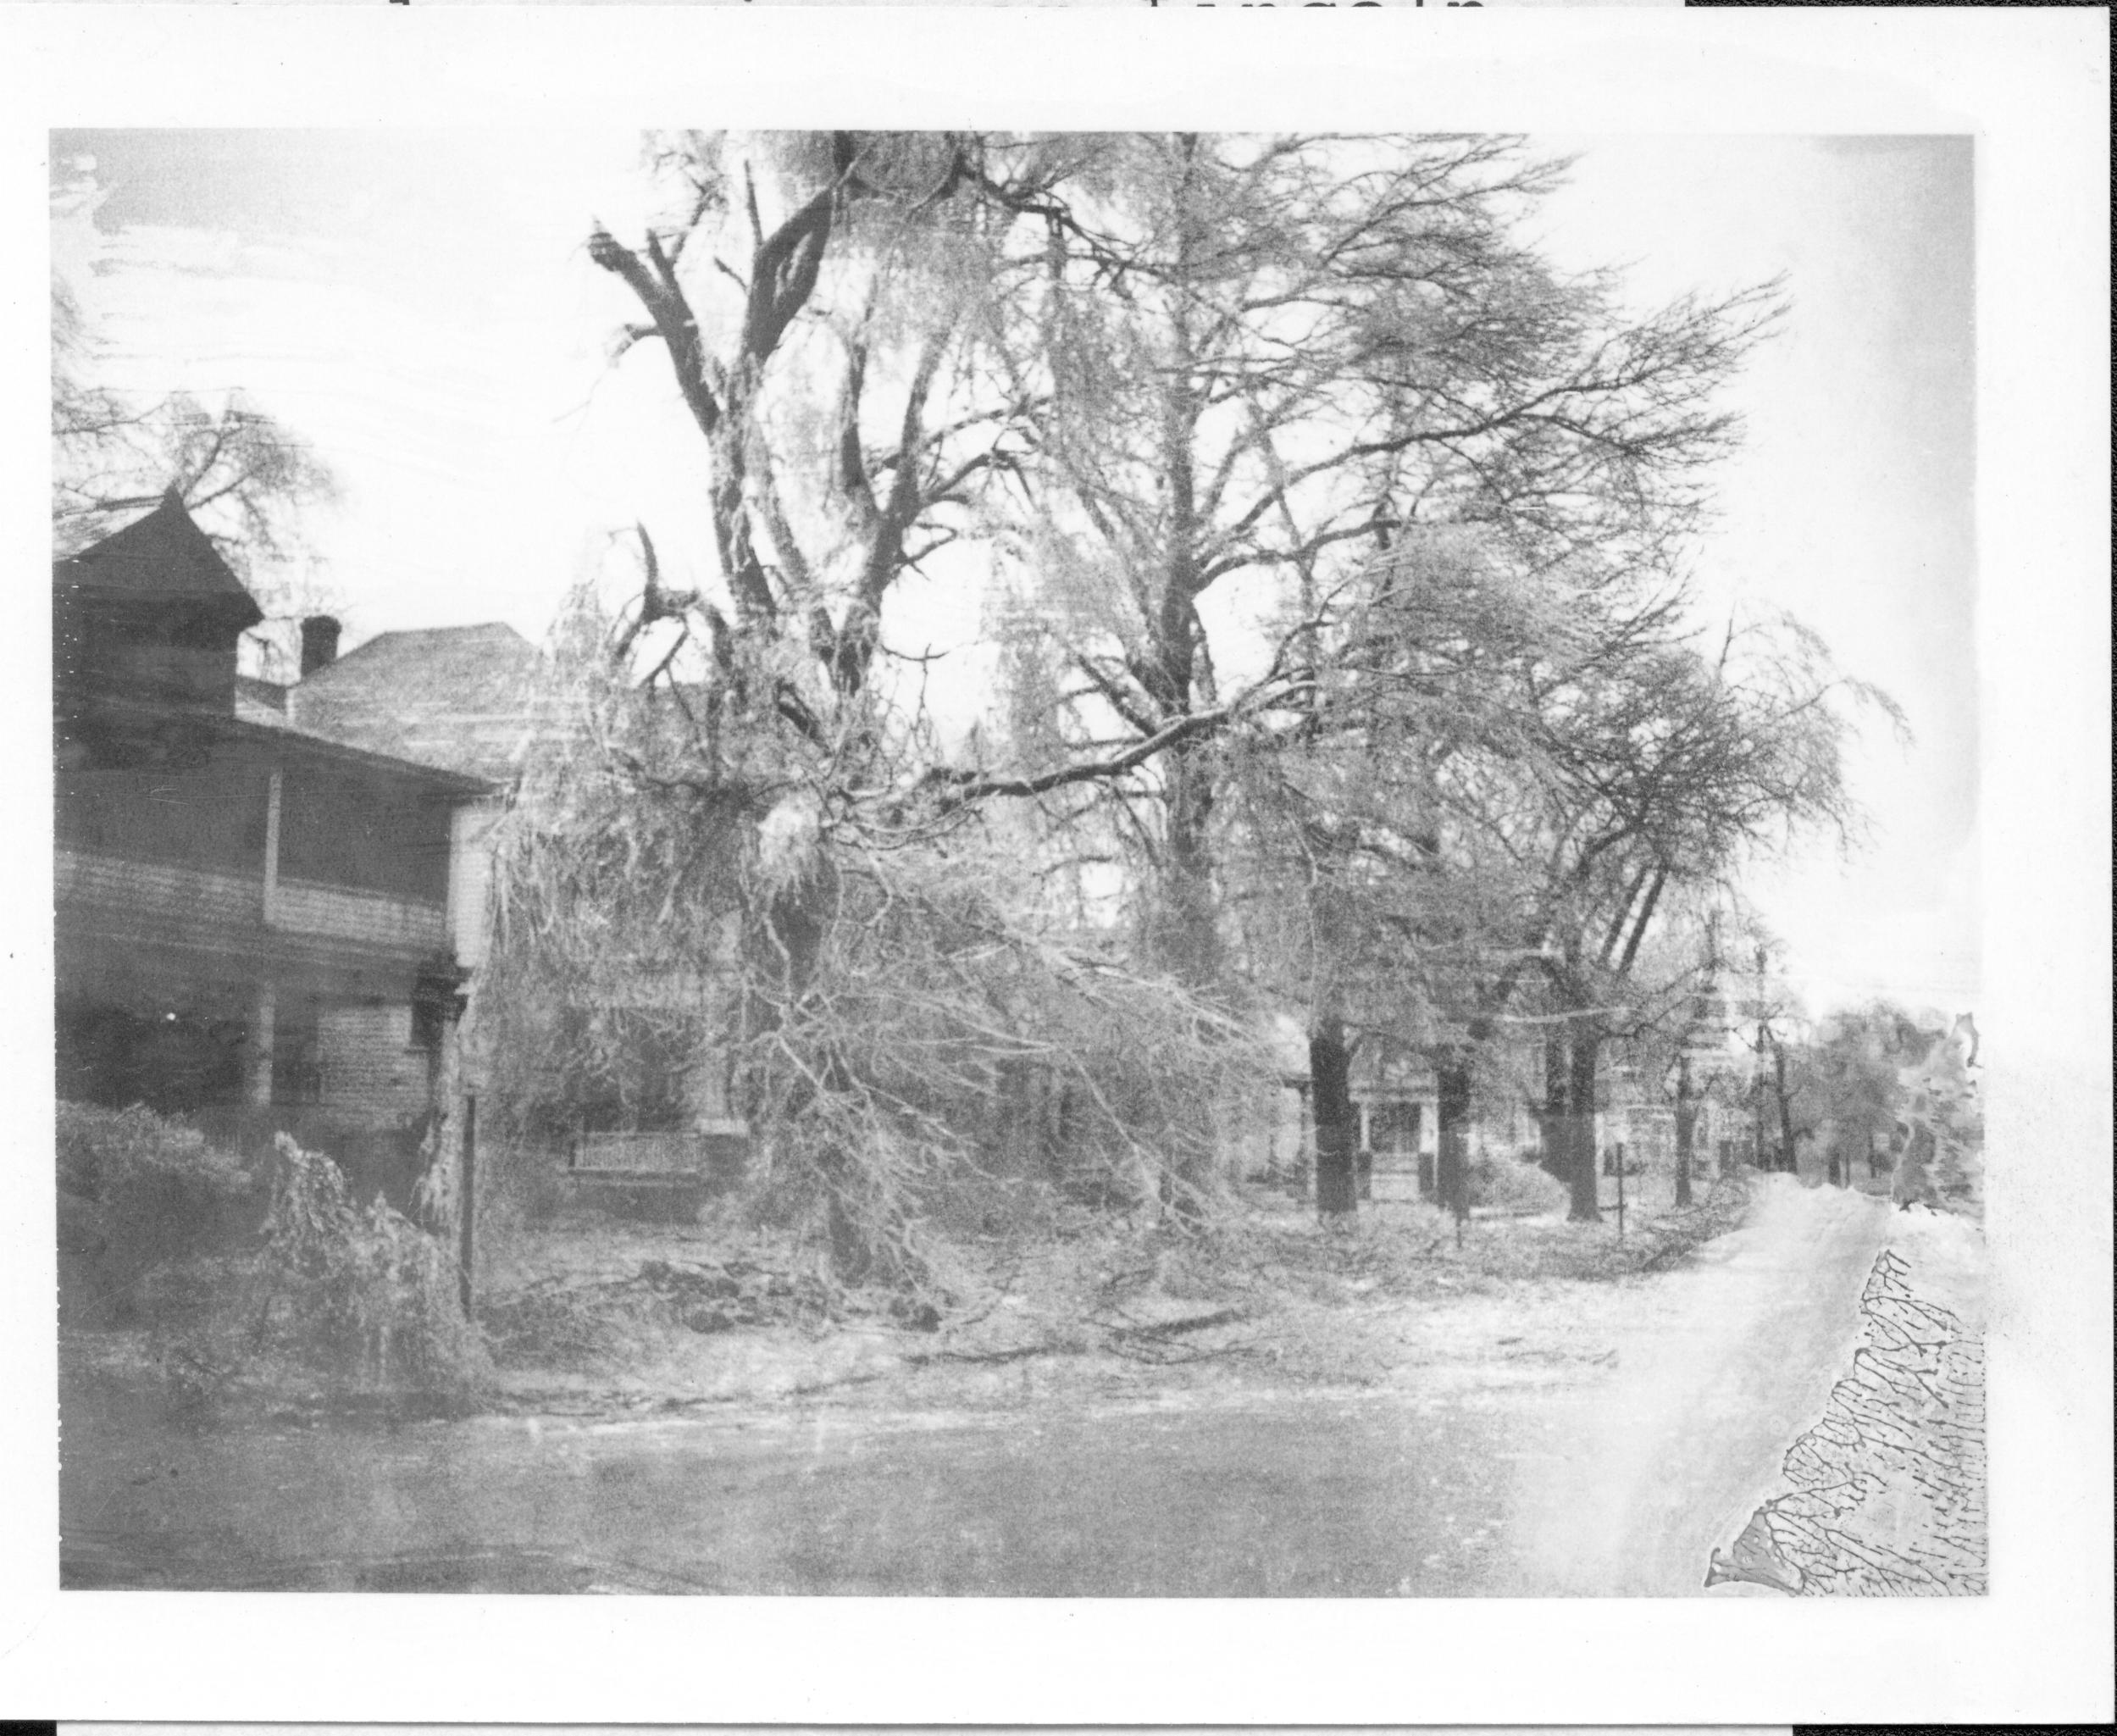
[2,6,2108,1723]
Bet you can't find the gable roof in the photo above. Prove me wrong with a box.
[234,674,289,727]
[53,490,263,630]
[289,622,546,783]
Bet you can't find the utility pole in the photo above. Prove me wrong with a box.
[1753,942,1771,1170]
[1674,1050,1694,1207]
[458,1092,478,1317]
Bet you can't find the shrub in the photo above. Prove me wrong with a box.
[249,1134,486,1392]
[57,1101,254,1314]
[1467,1152,1567,1215]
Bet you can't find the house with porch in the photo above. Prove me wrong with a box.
[1251,1019,1447,1199]
[53,493,492,1201]
[1349,1044,1442,1194]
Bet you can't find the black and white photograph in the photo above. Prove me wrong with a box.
[4,6,2109,1725]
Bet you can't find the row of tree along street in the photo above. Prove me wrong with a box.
[487,130,1920,1289]
[61,133,1922,1299]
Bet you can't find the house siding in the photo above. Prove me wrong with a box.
[57,848,263,932]
[273,877,447,953]
[446,799,504,969]
[318,1003,431,1122]
[57,848,447,958]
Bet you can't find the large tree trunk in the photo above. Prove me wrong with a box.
[754,868,916,1286]
[1435,1057,1472,1224]
[1566,1026,1602,1223]
[1310,1017,1357,1219]
[1673,1051,1696,1207]
[1151,748,1222,1231]
[1148,742,1222,986]
[1538,1034,1570,1179]
[1771,1039,1798,1173]
[1140,230,1220,995]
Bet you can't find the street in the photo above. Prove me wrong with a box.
[62,1180,1926,1596]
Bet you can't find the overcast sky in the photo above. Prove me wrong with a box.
[50,129,1978,1018]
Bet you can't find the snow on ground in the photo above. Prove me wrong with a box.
[64,1170,1998,1595]
[1706,1201,1988,1595]
[1494,1175,1903,1595]
[464,1182,1729,1412]
[1882,1197,1987,1324]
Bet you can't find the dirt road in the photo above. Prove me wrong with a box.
[62,1179,1937,1595]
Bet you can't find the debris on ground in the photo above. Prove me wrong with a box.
[68,1168,1765,1420]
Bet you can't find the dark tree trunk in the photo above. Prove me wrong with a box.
[826,1185,873,1284]
[1566,1026,1602,1223]
[1436,1057,1472,1224]
[1310,1018,1357,1218]
[1294,1084,1313,1199]
[1148,741,1220,1230]
[1046,1077,1074,1178]
[1150,743,1222,987]
[756,872,909,1284]
[1771,1040,1798,1173]
[1538,1034,1570,1178]
[1673,1051,1695,1208]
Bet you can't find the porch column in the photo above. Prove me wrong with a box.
[261,768,283,926]
[246,979,276,1107]
[1418,1095,1437,1195]
[1294,1082,1311,1199]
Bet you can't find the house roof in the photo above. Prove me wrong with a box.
[53,490,263,630]
[64,686,493,799]
[289,622,546,783]
[234,675,288,726]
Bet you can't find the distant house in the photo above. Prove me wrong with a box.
[286,608,756,1142]
[285,618,547,983]
[53,493,492,1197]
[286,620,546,783]
[1257,1023,1444,1198]
[280,605,711,1129]
[1596,967,1760,1181]
[1349,1045,1442,1192]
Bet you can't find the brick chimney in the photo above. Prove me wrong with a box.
[299,614,341,677]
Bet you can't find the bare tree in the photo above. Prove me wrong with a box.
[1218,530,1575,1219]
[1781,999,1978,1200]
[1247,578,1897,1224]
[53,277,339,675]
[484,607,1272,1286]
[570,133,1210,1272]
[583,132,1078,719]
[973,133,1777,996]
[947,134,1779,1229]
[1520,617,1899,1218]
[1594,915,1728,1208]
[1807,1007,1914,1186]
[561,132,1857,1256]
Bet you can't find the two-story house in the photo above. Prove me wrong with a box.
[53,492,492,1197]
